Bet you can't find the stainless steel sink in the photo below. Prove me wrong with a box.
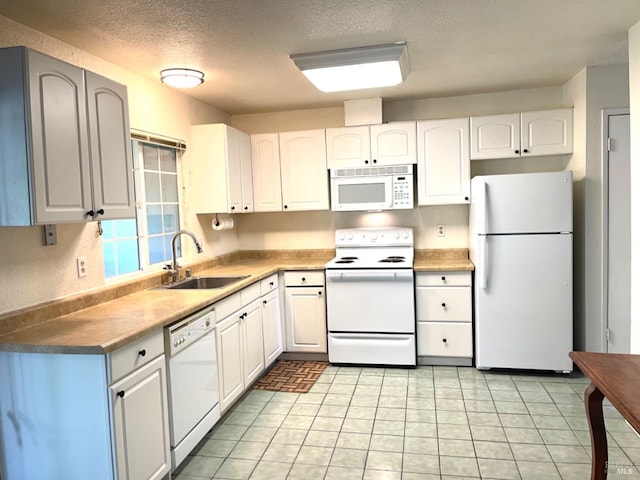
[165,275,249,290]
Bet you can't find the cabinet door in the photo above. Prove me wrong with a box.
[326,125,370,168]
[370,121,417,165]
[238,129,254,212]
[417,118,470,205]
[86,71,135,220]
[251,133,283,212]
[261,289,283,367]
[110,355,171,480]
[27,49,92,223]
[226,127,244,213]
[470,113,520,160]
[279,130,329,211]
[521,109,573,156]
[285,286,327,353]
[242,299,265,385]
[216,314,244,412]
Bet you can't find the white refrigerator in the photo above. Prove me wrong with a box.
[469,171,573,373]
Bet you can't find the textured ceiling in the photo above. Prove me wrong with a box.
[1,0,639,114]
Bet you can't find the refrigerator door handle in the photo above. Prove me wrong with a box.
[476,180,488,234]
[479,235,488,289]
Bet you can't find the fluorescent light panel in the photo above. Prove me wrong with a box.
[290,42,408,93]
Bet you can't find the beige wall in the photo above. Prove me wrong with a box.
[0,15,238,315]
[629,22,640,354]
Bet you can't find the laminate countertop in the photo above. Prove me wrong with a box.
[0,250,473,355]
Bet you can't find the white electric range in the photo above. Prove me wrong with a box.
[325,227,416,366]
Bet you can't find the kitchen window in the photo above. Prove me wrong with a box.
[102,138,183,279]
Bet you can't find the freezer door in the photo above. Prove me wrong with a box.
[475,234,573,372]
[470,171,573,234]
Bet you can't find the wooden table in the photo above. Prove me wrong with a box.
[569,351,640,480]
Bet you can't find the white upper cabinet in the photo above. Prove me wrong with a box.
[521,109,573,157]
[86,71,135,221]
[251,133,283,212]
[279,129,329,211]
[191,123,254,214]
[326,122,416,168]
[417,118,470,205]
[470,109,573,160]
[0,46,134,225]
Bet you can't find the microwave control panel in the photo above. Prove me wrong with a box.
[393,175,414,209]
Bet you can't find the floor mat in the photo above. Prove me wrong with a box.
[253,360,328,393]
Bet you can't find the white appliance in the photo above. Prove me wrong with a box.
[325,227,416,366]
[469,171,573,373]
[165,307,220,470]
[330,165,414,211]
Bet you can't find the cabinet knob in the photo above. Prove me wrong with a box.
[515,149,520,154]
[301,277,306,282]
[523,149,529,154]
[441,276,446,281]
[244,206,248,210]
[231,206,236,211]
[96,208,104,216]
[270,281,274,286]
[364,160,369,164]
[263,300,267,305]
[117,390,125,398]
[373,159,377,164]
[318,291,322,296]
[441,303,446,308]
[464,196,469,201]
[86,210,95,217]
[442,338,447,343]
[138,349,146,357]
[284,205,288,209]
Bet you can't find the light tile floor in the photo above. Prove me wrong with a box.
[173,365,640,480]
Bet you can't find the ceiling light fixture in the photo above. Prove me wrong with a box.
[290,42,409,93]
[160,68,205,88]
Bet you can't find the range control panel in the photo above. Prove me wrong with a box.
[335,227,413,247]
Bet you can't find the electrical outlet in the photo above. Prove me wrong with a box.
[436,224,446,237]
[77,257,87,278]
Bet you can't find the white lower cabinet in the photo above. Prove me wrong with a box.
[216,277,283,413]
[415,271,473,366]
[110,355,171,480]
[0,329,170,480]
[261,285,283,366]
[284,271,327,353]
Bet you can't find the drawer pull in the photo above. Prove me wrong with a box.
[263,300,267,305]
[318,291,322,296]
[302,277,306,282]
[270,281,274,286]
[442,338,447,343]
[138,349,146,357]
[117,390,125,398]
[441,276,446,281]
[441,303,446,308]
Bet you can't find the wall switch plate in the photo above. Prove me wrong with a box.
[77,257,87,278]
[436,224,446,237]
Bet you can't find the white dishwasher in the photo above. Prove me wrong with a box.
[165,307,220,471]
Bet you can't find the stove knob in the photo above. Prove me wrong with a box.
[338,232,345,241]
[394,231,401,239]
[403,230,410,239]
[371,232,378,240]
[347,233,353,240]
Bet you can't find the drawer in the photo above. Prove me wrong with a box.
[415,271,471,287]
[215,291,242,320]
[260,274,279,296]
[240,281,261,305]
[108,329,164,383]
[417,322,472,357]
[416,286,471,322]
[284,271,325,287]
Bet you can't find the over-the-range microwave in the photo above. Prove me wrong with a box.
[330,164,414,211]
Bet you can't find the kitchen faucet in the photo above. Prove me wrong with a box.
[166,230,203,283]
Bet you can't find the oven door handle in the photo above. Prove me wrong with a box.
[326,271,413,281]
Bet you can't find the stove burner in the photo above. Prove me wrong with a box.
[379,257,406,263]
[340,256,359,260]
[387,256,406,260]
[335,260,355,264]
